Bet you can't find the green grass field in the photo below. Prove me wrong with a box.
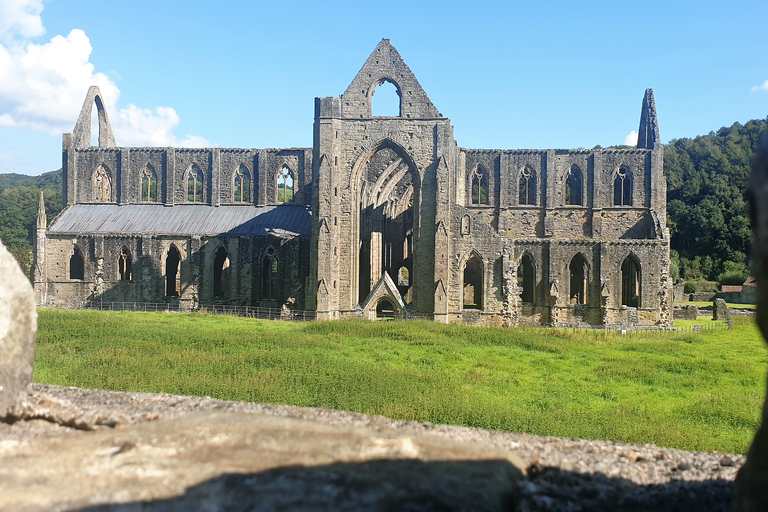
[34,309,768,454]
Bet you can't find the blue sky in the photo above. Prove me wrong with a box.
[1,0,767,175]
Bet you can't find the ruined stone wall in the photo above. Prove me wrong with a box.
[64,146,312,207]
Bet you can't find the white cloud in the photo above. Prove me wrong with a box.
[0,2,208,147]
[623,130,638,146]
[0,0,44,41]
[751,80,768,93]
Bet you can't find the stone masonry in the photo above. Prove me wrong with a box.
[34,40,671,327]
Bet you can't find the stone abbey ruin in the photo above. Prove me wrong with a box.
[32,39,672,327]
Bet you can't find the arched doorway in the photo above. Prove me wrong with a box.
[376,298,396,319]
[621,254,641,307]
[213,247,230,298]
[165,245,181,297]
[519,254,535,303]
[463,252,484,310]
[356,142,417,306]
[569,254,589,304]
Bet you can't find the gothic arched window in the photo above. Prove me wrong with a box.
[140,165,158,202]
[117,246,132,281]
[93,165,111,202]
[565,165,583,206]
[69,247,85,280]
[233,165,251,202]
[471,167,488,205]
[519,166,536,205]
[187,165,204,202]
[277,165,294,203]
[613,165,633,206]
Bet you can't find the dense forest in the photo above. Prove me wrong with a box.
[1,119,766,286]
[664,119,766,287]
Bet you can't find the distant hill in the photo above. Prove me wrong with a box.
[0,169,62,192]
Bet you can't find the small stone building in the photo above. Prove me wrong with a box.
[34,40,672,327]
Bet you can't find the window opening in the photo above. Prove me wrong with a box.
[69,247,85,280]
[277,165,294,203]
[519,166,536,205]
[165,245,181,297]
[93,165,111,202]
[519,254,535,303]
[372,79,401,117]
[397,266,410,287]
[461,215,471,235]
[463,253,484,309]
[471,167,489,205]
[262,247,278,299]
[613,165,633,206]
[213,247,230,297]
[565,165,583,206]
[187,165,203,202]
[621,255,641,307]
[569,254,588,304]
[234,165,251,202]
[140,165,157,202]
[117,247,132,281]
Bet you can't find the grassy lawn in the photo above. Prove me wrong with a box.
[35,309,768,454]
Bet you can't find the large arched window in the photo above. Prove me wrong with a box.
[140,165,158,202]
[463,252,484,309]
[565,165,583,206]
[213,246,230,298]
[93,165,112,202]
[165,245,181,297]
[186,165,204,202]
[117,246,132,281]
[519,254,535,303]
[519,166,536,206]
[69,247,85,280]
[613,165,633,206]
[621,254,642,307]
[372,78,401,117]
[233,165,251,202]
[569,254,589,305]
[277,165,294,203]
[471,166,489,205]
[262,247,279,299]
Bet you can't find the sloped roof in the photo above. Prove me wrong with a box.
[744,276,758,288]
[721,285,742,293]
[48,204,312,237]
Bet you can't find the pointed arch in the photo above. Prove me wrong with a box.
[351,139,420,305]
[519,252,536,303]
[213,246,230,298]
[462,251,484,310]
[165,245,181,297]
[277,165,294,203]
[140,164,158,202]
[262,246,279,299]
[370,77,402,117]
[117,246,132,281]
[621,253,642,307]
[519,166,537,206]
[186,164,204,202]
[72,86,116,148]
[69,247,85,280]
[565,165,583,206]
[233,164,251,202]
[568,253,589,304]
[613,164,633,206]
[471,165,489,205]
[92,165,112,202]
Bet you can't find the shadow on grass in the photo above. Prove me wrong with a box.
[74,458,734,512]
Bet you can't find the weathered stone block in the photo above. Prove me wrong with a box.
[712,298,729,321]
[0,239,36,417]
